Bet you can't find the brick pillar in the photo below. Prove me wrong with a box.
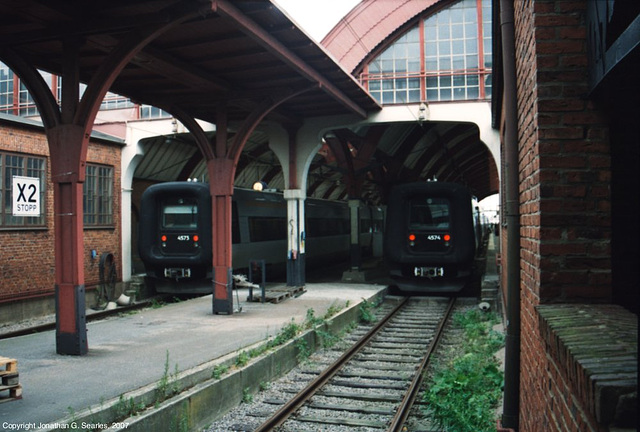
[513,1,612,430]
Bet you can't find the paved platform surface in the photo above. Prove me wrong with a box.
[0,282,386,429]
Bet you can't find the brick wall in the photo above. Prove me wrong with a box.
[0,123,55,302]
[0,120,122,314]
[511,1,614,431]
[84,141,122,289]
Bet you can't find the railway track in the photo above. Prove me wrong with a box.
[251,296,455,432]
[0,296,171,340]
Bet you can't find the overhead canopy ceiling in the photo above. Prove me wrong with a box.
[0,0,380,124]
[1,0,497,205]
[136,119,497,204]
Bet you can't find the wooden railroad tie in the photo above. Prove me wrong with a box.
[0,356,22,403]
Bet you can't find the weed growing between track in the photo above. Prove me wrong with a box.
[423,308,505,432]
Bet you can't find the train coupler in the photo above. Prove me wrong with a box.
[414,266,444,278]
[164,267,191,279]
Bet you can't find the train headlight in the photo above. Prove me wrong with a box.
[161,235,167,247]
[193,235,199,242]
[443,233,451,246]
[408,233,416,246]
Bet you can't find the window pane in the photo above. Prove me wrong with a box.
[365,0,491,104]
[451,8,463,23]
[84,164,113,226]
[451,24,464,39]
[425,42,437,56]
[410,197,450,229]
[466,39,478,53]
[163,201,198,228]
[452,40,464,55]
[0,152,46,227]
[439,41,451,55]
[425,25,437,40]
[465,23,477,38]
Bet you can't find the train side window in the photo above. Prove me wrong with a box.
[232,201,240,244]
[409,196,450,229]
[248,216,287,242]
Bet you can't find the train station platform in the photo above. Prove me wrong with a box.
[0,281,387,430]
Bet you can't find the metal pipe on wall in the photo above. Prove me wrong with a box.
[499,0,521,430]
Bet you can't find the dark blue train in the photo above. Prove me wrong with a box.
[138,181,384,293]
[383,181,487,296]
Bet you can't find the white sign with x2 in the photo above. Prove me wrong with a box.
[12,176,41,216]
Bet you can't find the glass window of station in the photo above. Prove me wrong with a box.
[84,164,114,227]
[0,152,46,227]
[0,62,169,119]
[362,0,492,104]
[1,154,115,229]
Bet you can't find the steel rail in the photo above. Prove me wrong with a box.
[387,296,456,432]
[253,296,410,432]
[0,296,166,340]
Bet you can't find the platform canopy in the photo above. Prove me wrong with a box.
[0,0,379,124]
[1,0,496,205]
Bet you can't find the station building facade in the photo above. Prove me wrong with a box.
[1,60,183,323]
[0,113,124,323]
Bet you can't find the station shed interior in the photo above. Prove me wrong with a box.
[0,0,636,431]
[1,0,498,354]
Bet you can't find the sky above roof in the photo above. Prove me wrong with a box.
[274,0,361,41]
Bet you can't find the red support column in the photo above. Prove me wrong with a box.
[48,124,88,355]
[208,158,235,314]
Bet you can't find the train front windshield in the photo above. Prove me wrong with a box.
[162,199,198,228]
[409,196,450,229]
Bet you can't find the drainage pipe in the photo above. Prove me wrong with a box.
[499,0,521,430]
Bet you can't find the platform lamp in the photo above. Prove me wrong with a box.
[252,180,268,191]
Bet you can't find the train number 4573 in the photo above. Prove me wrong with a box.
[177,235,190,241]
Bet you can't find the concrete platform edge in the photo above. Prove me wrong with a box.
[35,289,387,432]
